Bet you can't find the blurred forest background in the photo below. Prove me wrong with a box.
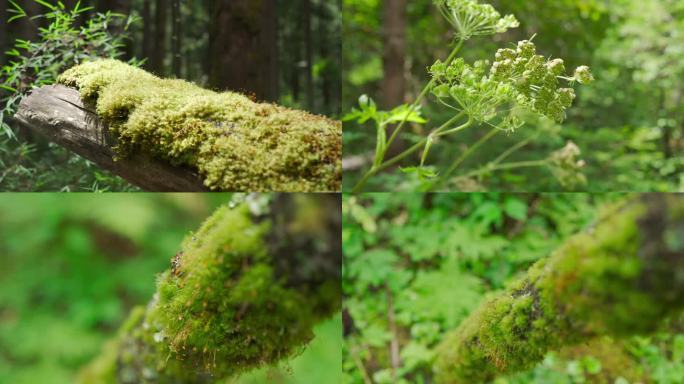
[0,193,341,384]
[0,0,341,191]
[342,0,684,192]
[343,193,684,383]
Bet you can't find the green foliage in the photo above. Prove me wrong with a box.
[343,0,683,192]
[434,0,519,40]
[0,0,139,191]
[1,0,139,138]
[0,194,341,384]
[0,194,226,383]
[342,193,607,383]
[58,59,342,192]
[347,0,592,192]
[0,137,137,191]
[343,194,684,383]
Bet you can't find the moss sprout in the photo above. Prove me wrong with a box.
[57,60,342,192]
[434,195,684,383]
[78,195,341,383]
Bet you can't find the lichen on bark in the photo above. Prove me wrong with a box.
[78,194,341,383]
[57,60,342,192]
[434,194,684,383]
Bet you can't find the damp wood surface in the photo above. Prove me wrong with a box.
[14,84,208,192]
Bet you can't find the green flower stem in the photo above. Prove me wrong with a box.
[352,112,468,193]
[384,39,465,155]
[432,126,500,190]
[434,195,684,383]
[433,119,473,137]
[454,159,550,182]
[490,132,539,166]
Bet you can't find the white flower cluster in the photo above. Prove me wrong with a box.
[430,58,517,126]
[434,0,519,40]
[548,141,587,188]
[430,40,593,125]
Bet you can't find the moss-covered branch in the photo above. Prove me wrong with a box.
[79,194,341,383]
[56,60,341,192]
[434,194,684,383]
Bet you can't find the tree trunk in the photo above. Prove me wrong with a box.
[99,0,132,57]
[171,0,182,78]
[381,0,407,155]
[209,0,263,97]
[151,0,168,75]
[381,0,406,108]
[142,1,153,68]
[290,19,302,103]
[318,1,336,115]
[303,0,314,110]
[434,194,684,383]
[0,0,7,66]
[77,194,342,383]
[259,0,279,102]
[18,0,41,41]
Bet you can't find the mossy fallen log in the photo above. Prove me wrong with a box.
[78,194,341,383]
[434,194,684,383]
[15,60,342,192]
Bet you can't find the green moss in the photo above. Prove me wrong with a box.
[57,60,342,192]
[79,196,340,383]
[434,196,684,383]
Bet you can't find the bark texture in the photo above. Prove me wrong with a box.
[434,194,684,383]
[78,194,342,383]
[13,85,208,191]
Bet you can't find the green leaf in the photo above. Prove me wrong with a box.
[396,259,483,328]
[401,166,438,181]
[504,197,528,221]
[566,360,583,376]
[347,249,398,289]
[582,356,602,375]
[7,0,27,22]
[34,0,58,11]
[0,85,18,93]
[342,94,378,124]
[400,342,434,370]
[384,104,428,125]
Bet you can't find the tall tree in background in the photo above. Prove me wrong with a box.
[289,3,302,103]
[99,0,131,45]
[142,1,153,68]
[209,0,280,101]
[151,0,167,75]
[0,0,339,114]
[303,0,314,110]
[18,0,41,41]
[381,0,406,108]
[0,0,7,65]
[171,0,182,77]
[259,0,279,102]
[381,0,407,153]
[318,1,331,112]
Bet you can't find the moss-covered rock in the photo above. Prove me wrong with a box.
[434,194,684,383]
[78,194,341,383]
[57,60,342,192]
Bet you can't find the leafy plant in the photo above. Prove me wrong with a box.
[0,0,140,191]
[346,0,594,192]
[343,194,684,383]
[1,0,140,138]
[342,193,610,383]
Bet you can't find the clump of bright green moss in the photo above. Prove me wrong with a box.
[434,195,684,383]
[57,60,342,192]
[78,195,340,383]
